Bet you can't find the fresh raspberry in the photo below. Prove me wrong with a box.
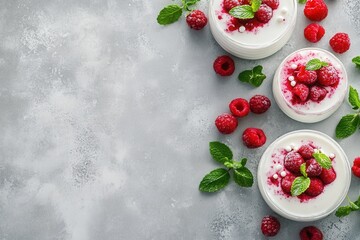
[229,98,250,117]
[306,158,322,177]
[239,0,250,5]
[242,128,266,148]
[213,55,235,76]
[320,167,336,184]
[281,174,296,194]
[352,157,360,178]
[261,216,280,237]
[305,178,324,197]
[296,66,317,85]
[284,152,305,174]
[215,113,238,134]
[223,0,240,11]
[262,0,279,10]
[249,95,271,114]
[329,33,351,54]
[300,226,324,240]
[304,23,325,43]
[310,86,328,102]
[317,66,340,86]
[255,4,273,23]
[298,144,315,160]
[293,83,310,102]
[186,10,208,30]
[304,0,328,22]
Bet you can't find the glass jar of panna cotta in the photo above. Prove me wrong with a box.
[257,130,351,222]
[273,48,348,123]
[209,0,297,59]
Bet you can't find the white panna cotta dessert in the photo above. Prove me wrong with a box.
[258,130,351,222]
[273,48,348,123]
[209,0,297,59]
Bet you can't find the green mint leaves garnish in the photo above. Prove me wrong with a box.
[238,65,266,87]
[352,56,360,68]
[229,0,261,20]
[312,152,332,169]
[300,163,307,178]
[199,142,254,193]
[199,168,230,192]
[157,0,200,25]
[336,196,360,217]
[298,0,307,4]
[291,176,310,197]
[336,86,360,139]
[305,59,328,71]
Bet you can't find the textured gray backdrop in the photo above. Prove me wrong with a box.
[0,0,359,239]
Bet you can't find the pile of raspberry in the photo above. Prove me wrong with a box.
[279,144,336,199]
[286,63,340,104]
[223,0,279,32]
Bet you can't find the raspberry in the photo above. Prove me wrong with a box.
[310,86,328,102]
[317,66,340,86]
[223,0,240,11]
[242,128,266,148]
[255,4,273,23]
[284,152,305,174]
[352,157,360,178]
[186,10,208,30]
[304,0,328,22]
[296,66,317,85]
[281,174,296,194]
[215,113,238,134]
[320,167,336,184]
[300,226,324,240]
[306,158,322,177]
[304,23,325,43]
[229,98,250,117]
[239,0,250,5]
[261,216,280,237]
[262,0,279,10]
[249,95,271,114]
[305,178,324,197]
[298,144,315,159]
[213,55,235,76]
[329,33,351,54]
[293,83,310,102]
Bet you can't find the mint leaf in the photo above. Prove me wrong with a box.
[336,114,360,139]
[306,58,329,71]
[352,56,360,68]
[209,142,233,164]
[300,163,307,177]
[298,0,307,3]
[312,152,332,169]
[229,5,255,19]
[183,0,199,10]
[199,168,230,192]
[157,5,183,25]
[238,65,266,87]
[233,167,254,187]
[251,0,261,12]
[291,176,310,196]
[336,206,353,217]
[349,86,360,110]
[350,201,360,211]
[240,158,247,167]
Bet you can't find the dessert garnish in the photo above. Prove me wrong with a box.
[305,58,328,71]
[335,195,360,217]
[335,86,360,139]
[228,0,262,20]
[238,65,266,87]
[352,56,360,68]
[157,0,202,25]
[199,142,254,192]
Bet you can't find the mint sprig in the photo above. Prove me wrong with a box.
[336,196,360,217]
[305,58,328,71]
[238,65,266,87]
[229,0,262,20]
[199,142,254,192]
[313,152,332,169]
[336,86,360,139]
[157,0,200,25]
[291,163,310,196]
[298,0,307,4]
[352,56,360,68]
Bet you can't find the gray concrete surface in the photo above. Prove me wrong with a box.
[0,0,359,239]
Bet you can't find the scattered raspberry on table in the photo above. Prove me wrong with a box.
[304,0,328,22]
[242,128,266,148]
[261,215,280,237]
[329,33,351,54]
[304,23,325,43]
[186,10,208,30]
[215,113,238,134]
[299,226,323,240]
[351,157,360,178]
[249,95,271,114]
[229,98,250,117]
[213,55,235,76]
